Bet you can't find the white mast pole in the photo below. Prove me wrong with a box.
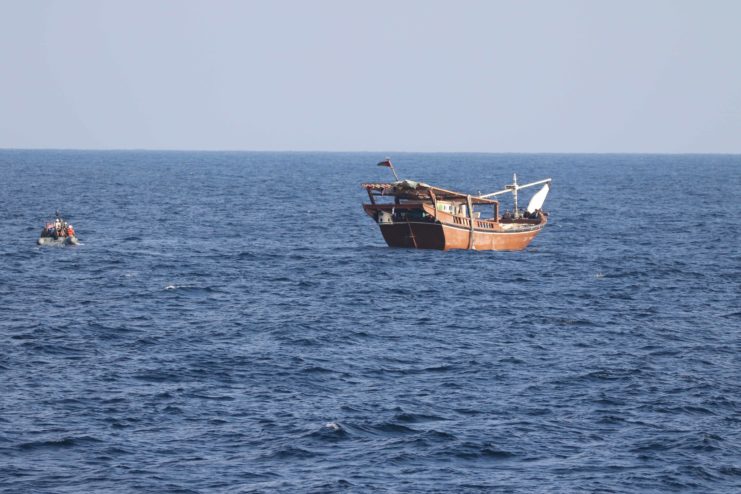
[478,178,552,199]
[389,162,400,181]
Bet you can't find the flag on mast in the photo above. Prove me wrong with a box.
[376,158,399,181]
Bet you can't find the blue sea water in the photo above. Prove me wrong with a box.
[0,150,740,493]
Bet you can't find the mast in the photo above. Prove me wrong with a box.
[479,177,552,198]
[478,175,552,219]
[509,174,518,218]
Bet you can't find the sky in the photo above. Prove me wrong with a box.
[1,0,740,153]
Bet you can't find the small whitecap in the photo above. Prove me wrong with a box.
[324,422,341,431]
[595,273,605,279]
[164,284,194,290]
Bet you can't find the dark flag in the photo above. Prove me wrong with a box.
[376,157,399,181]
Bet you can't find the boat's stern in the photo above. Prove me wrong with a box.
[362,203,447,249]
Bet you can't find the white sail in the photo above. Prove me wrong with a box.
[526,183,550,213]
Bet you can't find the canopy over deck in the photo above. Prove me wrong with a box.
[362,180,499,205]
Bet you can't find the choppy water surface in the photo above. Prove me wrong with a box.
[1,151,740,493]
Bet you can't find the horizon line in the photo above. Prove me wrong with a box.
[1,147,740,156]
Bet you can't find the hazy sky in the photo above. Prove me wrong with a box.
[1,0,740,152]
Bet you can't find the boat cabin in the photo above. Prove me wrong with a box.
[362,180,501,224]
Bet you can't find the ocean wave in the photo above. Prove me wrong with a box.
[17,436,103,451]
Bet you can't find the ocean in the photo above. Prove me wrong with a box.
[1,150,739,492]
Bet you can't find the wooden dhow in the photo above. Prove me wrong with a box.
[362,159,551,251]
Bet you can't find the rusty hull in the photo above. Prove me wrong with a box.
[363,203,546,251]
